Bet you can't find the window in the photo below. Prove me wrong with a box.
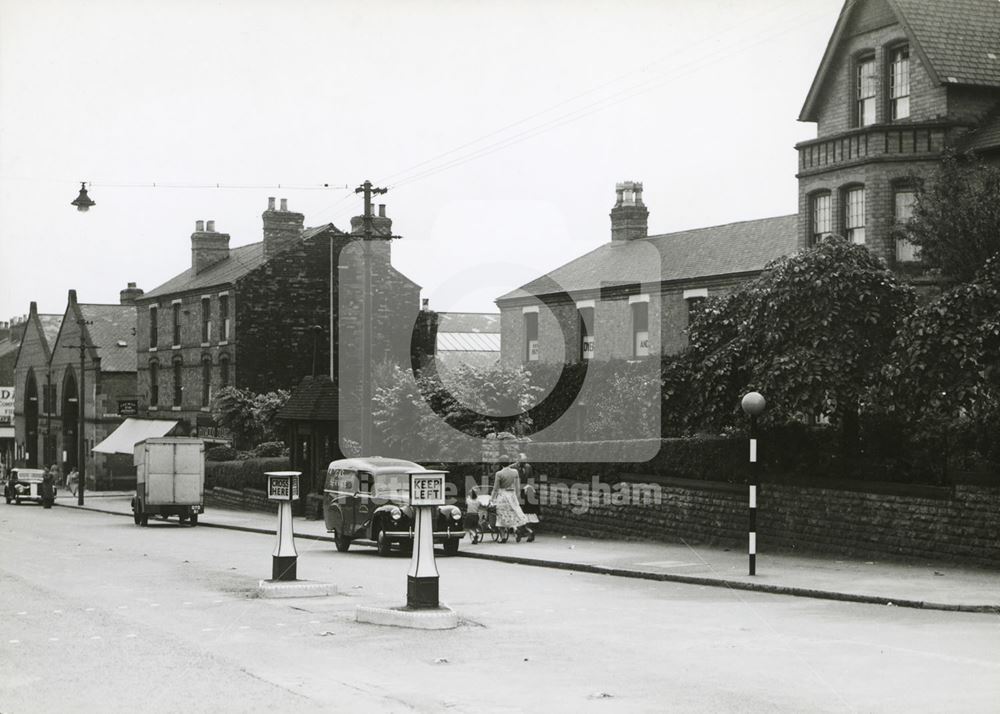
[631,301,649,357]
[219,294,230,342]
[201,297,211,344]
[811,192,832,244]
[172,302,181,346]
[889,46,910,120]
[894,188,921,261]
[856,56,877,127]
[150,361,159,407]
[844,186,866,244]
[149,306,158,349]
[579,307,595,361]
[201,357,212,407]
[524,312,539,362]
[173,360,183,407]
[220,356,230,387]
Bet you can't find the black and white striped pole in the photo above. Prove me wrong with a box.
[741,391,766,576]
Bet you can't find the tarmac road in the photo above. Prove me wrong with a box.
[2,503,999,713]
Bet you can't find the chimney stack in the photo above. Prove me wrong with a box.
[191,219,231,273]
[610,180,649,241]
[263,197,305,259]
[120,281,144,305]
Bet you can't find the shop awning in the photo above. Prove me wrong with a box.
[92,418,181,455]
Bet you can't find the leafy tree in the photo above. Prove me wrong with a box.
[896,150,1000,283]
[686,237,915,440]
[882,256,1000,465]
[211,386,290,449]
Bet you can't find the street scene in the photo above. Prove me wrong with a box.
[3,498,999,713]
[2,0,1000,712]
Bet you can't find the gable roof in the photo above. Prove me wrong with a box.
[496,215,798,304]
[79,304,138,373]
[277,375,347,422]
[142,242,265,300]
[800,0,1000,121]
[13,311,62,371]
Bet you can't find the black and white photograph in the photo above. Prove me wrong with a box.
[1,0,999,711]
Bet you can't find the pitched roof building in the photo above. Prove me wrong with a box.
[497,0,1000,367]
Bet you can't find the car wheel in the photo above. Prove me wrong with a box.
[189,514,198,526]
[376,528,393,557]
[443,539,459,556]
[334,530,352,552]
[4,491,10,504]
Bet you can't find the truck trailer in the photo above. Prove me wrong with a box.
[131,437,205,526]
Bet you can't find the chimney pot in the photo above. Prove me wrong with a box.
[128,282,136,288]
[268,197,276,211]
[206,220,215,232]
[378,204,386,218]
[280,198,288,212]
[196,220,205,232]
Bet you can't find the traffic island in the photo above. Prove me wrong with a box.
[257,580,338,599]
[355,603,458,630]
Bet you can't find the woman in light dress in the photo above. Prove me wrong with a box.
[490,463,534,542]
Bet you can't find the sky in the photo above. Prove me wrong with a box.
[0,0,843,322]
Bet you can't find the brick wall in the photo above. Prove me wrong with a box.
[536,477,1000,567]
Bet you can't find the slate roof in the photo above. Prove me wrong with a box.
[79,304,138,373]
[277,375,346,422]
[496,215,798,303]
[801,0,1000,120]
[142,242,265,299]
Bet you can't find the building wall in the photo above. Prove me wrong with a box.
[136,289,233,431]
[13,318,51,467]
[235,234,336,394]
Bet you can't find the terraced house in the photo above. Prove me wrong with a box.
[497,0,1000,366]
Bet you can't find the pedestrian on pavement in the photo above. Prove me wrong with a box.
[491,463,533,542]
[40,467,56,508]
[464,488,481,543]
[67,467,79,497]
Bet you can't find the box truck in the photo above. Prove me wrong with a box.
[131,437,205,526]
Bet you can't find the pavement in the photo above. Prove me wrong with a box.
[55,491,1000,614]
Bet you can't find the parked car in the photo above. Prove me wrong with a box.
[3,468,53,506]
[323,457,464,556]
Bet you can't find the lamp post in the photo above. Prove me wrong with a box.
[740,391,766,576]
[65,318,93,506]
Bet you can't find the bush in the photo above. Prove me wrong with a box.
[253,441,288,458]
[205,457,291,491]
[206,445,239,462]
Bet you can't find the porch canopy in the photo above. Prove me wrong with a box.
[92,418,181,455]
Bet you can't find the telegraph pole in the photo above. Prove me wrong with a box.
[65,318,93,506]
[354,180,387,455]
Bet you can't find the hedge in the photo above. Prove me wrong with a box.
[205,457,290,491]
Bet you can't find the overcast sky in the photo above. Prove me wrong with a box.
[0,0,841,322]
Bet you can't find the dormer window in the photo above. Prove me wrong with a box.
[856,55,877,127]
[889,46,910,120]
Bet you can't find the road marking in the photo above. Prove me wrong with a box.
[118,605,128,610]
[17,611,27,615]
[239,626,250,630]
[125,634,137,638]
[183,602,193,606]
[85,607,95,612]
[49,637,59,642]
[8,639,19,644]
[212,600,222,604]
[150,603,160,607]
[90,635,101,640]
[201,628,214,632]
[276,623,286,627]
[53,610,63,613]
[309,620,320,624]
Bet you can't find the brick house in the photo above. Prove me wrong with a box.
[12,287,141,485]
[796,0,1000,271]
[497,0,1000,366]
[496,182,797,365]
[134,197,422,444]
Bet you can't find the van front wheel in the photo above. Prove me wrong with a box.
[376,528,393,557]
[334,530,351,552]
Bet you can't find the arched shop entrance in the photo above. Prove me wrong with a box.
[24,370,39,467]
[62,368,79,471]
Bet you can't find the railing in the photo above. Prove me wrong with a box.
[797,124,952,174]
